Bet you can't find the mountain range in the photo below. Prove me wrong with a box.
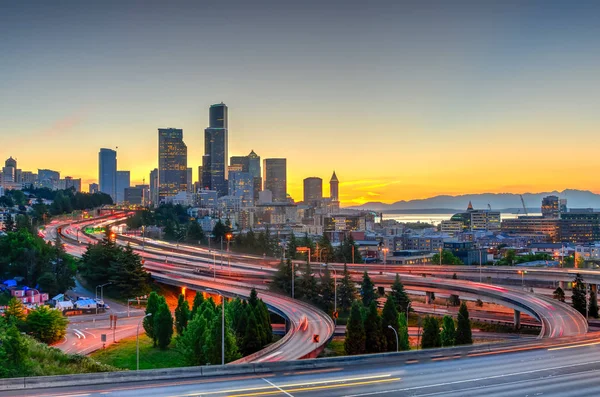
[349,189,600,213]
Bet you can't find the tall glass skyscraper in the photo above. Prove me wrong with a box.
[303,177,323,204]
[263,158,287,202]
[248,150,261,203]
[99,148,117,201]
[158,128,187,202]
[228,171,254,207]
[202,103,228,196]
[116,170,131,204]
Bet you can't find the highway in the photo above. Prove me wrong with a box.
[8,334,600,396]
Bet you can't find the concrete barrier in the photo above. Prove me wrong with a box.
[0,378,25,391]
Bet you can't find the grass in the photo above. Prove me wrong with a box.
[91,334,185,370]
[318,339,345,358]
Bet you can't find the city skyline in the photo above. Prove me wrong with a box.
[2,1,600,205]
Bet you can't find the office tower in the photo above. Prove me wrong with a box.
[64,177,81,192]
[228,171,254,207]
[99,148,117,201]
[303,177,323,204]
[230,156,249,172]
[20,171,36,186]
[149,168,159,206]
[38,169,60,190]
[89,183,99,194]
[263,158,287,202]
[2,157,17,183]
[124,186,145,205]
[248,150,262,203]
[202,103,228,196]
[158,128,187,202]
[187,168,193,193]
[116,171,131,204]
[542,196,560,218]
[330,171,339,201]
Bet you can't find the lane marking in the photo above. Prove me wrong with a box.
[229,378,401,397]
[548,340,600,351]
[262,378,293,397]
[342,359,600,397]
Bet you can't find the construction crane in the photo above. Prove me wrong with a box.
[520,194,528,216]
[487,204,492,210]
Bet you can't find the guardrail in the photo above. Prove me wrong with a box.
[3,332,599,391]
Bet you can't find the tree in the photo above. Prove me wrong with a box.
[572,274,587,315]
[360,271,377,307]
[319,265,335,313]
[177,309,209,366]
[317,233,334,263]
[4,297,27,325]
[553,286,566,302]
[26,306,68,344]
[344,301,366,355]
[298,263,318,303]
[397,309,410,351]
[144,292,160,345]
[590,289,599,319]
[364,301,386,353]
[448,294,461,307]
[241,310,263,355]
[175,294,190,335]
[204,305,240,364]
[271,258,293,295]
[338,263,356,314]
[431,250,463,265]
[154,296,174,349]
[421,316,441,349]
[390,274,411,314]
[191,291,205,319]
[212,219,228,243]
[286,232,298,260]
[186,221,205,243]
[109,244,151,298]
[3,323,27,372]
[381,295,408,351]
[455,302,473,345]
[440,315,456,347]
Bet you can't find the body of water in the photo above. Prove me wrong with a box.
[382,212,542,226]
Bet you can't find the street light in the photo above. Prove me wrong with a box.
[206,288,225,366]
[95,282,112,314]
[387,325,399,352]
[322,264,337,322]
[137,313,152,371]
[406,302,412,322]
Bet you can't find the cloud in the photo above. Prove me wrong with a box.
[43,108,89,137]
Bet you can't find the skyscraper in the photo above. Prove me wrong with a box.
[99,148,117,201]
[38,169,60,190]
[2,157,17,183]
[149,168,158,206]
[230,156,249,172]
[303,177,323,204]
[116,171,131,204]
[248,150,262,203]
[158,128,187,202]
[202,103,228,196]
[228,171,254,207]
[263,158,287,202]
[187,168,193,193]
[330,171,339,201]
[89,183,99,194]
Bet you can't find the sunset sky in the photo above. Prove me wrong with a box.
[2,1,600,206]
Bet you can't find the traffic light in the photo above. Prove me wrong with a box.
[313,334,320,343]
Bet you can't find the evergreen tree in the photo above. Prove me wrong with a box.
[204,305,240,364]
[177,310,209,365]
[360,271,377,307]
[344,301,366,355]
[271,258,293,294]
[553,286,566,302]
[212,219,227,243]
[319,266,335,313]
[4,297,27,325]
[286,232,298,259]
[338,263,356,314]
[365,301,386,353]
[241,311,263,355]
[590,289,599,318]
[381,296,402,352]
[191,291,205,319]
[421,316,441,349]
[317,233,335,263]
[397,309,409,351]
[109,244,151,297]
[144,292,160,346]
[455,302,473,345]
[175,294,190,335]
[26,305,68,344]
[298,262,318,303]
[572,274,587,315]
[440,315,456,347]
[154,296,174,349]
[390,274,411,314]
[186,221,205,243]
[257,299,273,344]
[4,323,27,371]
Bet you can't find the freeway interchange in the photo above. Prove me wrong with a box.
[23,213,600,396]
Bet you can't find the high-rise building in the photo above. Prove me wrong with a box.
[2,157,17,184]
[89,183,99,194]
[187,168,193,193]
[228,171,254,207]
[330,171,339,201]
[541,196,561,218]
[202,103,228,196]
[263,158,287,202]
[124,186,145,205]
[37,169,60,190]
[303,177,323,204]
[149,168,159,206]
[20,171,36,186]
[64,177,81,192]
[158,128,187,202]
[230,156,250,172]
[99,148,117,201]
[116,171,131,204]
[248,150,262,203]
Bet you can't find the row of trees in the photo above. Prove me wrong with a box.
[431,250,463,265]
[0,223,77,297]
[554,274,599,318]
[3,297,69,344]
[79,231,152,299]
[421,303,473,348]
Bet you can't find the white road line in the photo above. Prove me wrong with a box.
[262,378,294,397]
[342,359,600,397]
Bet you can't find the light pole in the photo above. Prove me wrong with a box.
[382,248,389,272]
[322,264,337,322]
[291,261,295,299]
[387,325,399,352]
[137,313,152,371]
[95,282,112,314]
[406,301,411,322]
[479,249,482,282]
[206,288,225,366]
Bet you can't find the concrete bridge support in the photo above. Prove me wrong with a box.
[559,281,565,290]
[591,284,598,308]
[514,309,521,330]
[425,291,434,305]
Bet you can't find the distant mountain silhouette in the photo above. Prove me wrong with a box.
[349,189,600,212]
